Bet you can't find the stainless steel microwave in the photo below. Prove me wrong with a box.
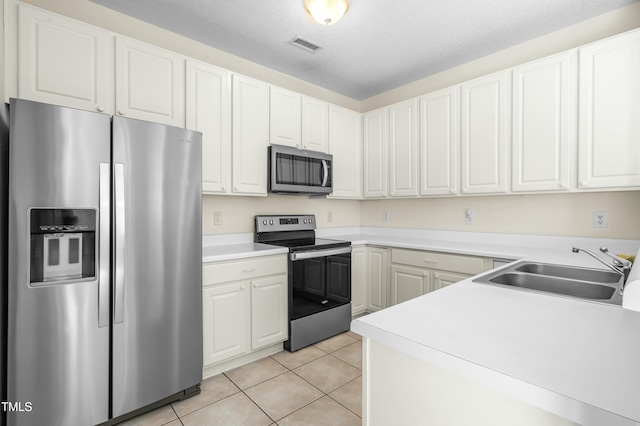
[268,145,333,195]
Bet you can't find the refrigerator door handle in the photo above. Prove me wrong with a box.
[98,163,110,328]
[114,163,126,324]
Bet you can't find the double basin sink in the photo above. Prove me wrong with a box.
[474,261,623,305]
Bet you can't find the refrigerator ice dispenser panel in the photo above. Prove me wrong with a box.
[29,208,96,285]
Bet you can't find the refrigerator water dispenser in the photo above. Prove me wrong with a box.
[29,208,96,284]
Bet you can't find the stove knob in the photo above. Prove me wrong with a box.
[269,220,274,225]
[262,220,267,225]
[303,219,307,224]
[309,218,313,224]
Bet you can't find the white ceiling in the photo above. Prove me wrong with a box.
[89,0,639,100]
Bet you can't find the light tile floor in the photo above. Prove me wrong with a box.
[120,331,363,426]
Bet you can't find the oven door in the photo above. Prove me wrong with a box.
[289,246,351,320]
[269,145,332,195]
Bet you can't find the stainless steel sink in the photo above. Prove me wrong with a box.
[473,261,623,305]
[514,263,621,283]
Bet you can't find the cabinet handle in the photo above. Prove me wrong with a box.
[242,268,255,273]
[97,106,105,112]
[118,110,125,115]
[580,180,587,187]
[434,274,439,279]
[450,188,456,194]
[234,186,238,191]
[221,186,225,191]
[424,259,438,263]
[559,182,567,188]
[254,283,258,288]
[462,188,468,193]
[241,284,246,290]
[423,272,428,277]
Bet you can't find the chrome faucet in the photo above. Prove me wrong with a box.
[572,247,632,289]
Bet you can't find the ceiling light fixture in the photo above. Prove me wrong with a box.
[304,0,349,26]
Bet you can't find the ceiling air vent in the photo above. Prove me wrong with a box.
[291,36,322,53]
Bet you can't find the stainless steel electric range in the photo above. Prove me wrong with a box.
[255,215,352,352]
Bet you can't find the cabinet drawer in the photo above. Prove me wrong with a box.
[391,248,484,275]
[203,255,287,286]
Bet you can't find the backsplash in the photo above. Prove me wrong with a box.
[204,191,640,240]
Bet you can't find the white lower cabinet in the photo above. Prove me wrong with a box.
[251,275,288,350]
[389,248,487,306]
[390,265,431,305]
[351,246,367,316]
[433,271,470,291]
[202,255,287,375]
[203,281,249,366]
[366,247,389,312]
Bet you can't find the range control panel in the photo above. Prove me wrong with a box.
[255,215,316,233]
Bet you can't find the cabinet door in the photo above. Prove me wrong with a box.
[419,87,458,196]
[302,96,329,153]
[270,86,301,148]
[186,59,231,194]
[329,106,363,199]
[363,108,389,198]
[389,99,419,197]
[232,74,269,195]
[460,71,510,194]
[251,275,288,350]
[18,4,114,114]
[578,30,640,189]
[203,282,249,366]
[390,265,431,306]
[512,52,575,192]
[433,271,470,292]
[366,247,388,312]
[351,247,367,316]
[115,37,185,127]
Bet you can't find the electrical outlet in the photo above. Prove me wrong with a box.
[214,211,223,226]
[383,211,389,222]
[465,208,474,225]
[593,212,607,228]
[327,211,333,223]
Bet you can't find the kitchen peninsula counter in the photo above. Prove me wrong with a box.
[345,229,640,425]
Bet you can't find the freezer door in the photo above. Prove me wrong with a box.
[111,116,202,417]
[6,99,111,426]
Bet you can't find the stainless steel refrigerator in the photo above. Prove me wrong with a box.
[0,99,203,426]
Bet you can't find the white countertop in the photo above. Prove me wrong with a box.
[202,243,288,263]
[351,239,640,425]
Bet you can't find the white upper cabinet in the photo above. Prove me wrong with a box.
[419,87,459,196]
[363,107,389,198]
[389,99,419,197]
[17,4,114,114]
[232,74,269,196]
[578,30,640,189]
[302,96,329,153]
[270,86,301,148]
[329,105,363,199]
[512,51,575,192]
[186,59,231,194]
[460,71,510,194]
[115,37,185,127]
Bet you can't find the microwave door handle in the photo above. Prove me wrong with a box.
[321,160,328,187]
[98,163,110,328]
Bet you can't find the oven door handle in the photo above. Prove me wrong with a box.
[321,160,329,187]
[290,246,352,261]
